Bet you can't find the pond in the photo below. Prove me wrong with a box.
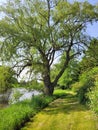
[0,88,41,105]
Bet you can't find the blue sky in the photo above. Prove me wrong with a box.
[70,0,98,5]
[0,0,98,38]
[86,23,98,38]
[86,0,98,38]
[69,0,98,38]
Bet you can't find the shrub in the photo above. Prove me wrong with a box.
[0,66,17,93]
[71,82,82,92]
[88,74,98,114]
[76,67,98,104]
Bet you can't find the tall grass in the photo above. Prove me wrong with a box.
[0,100,34,130]
[0,95,54,130]
[31,95,55,109]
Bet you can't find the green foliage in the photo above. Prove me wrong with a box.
[12,80,44,91]
[75,39,98,105]
[31,95,54,109]
[0,66,16,93]
[25,80,44,91]
[71,82,82,92]
[77,67,98,104]
[88,75,98,114]
[59,60,80,89]
[80,39,98,72]
[51,57,80,89]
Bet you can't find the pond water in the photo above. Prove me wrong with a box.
[9,88,41,104]
[0,88,41,105]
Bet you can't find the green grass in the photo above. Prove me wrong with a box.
[31,95,55,109]
[0,100,34,130]
[0,95,55,130]
[21,90,98,130]
[53,89,76,98]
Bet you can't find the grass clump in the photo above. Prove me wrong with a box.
[31,95,55,109]
[0,100,34,130]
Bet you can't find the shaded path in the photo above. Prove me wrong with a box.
[21,96,98,130]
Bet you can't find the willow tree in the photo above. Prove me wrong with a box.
[0,0,98,95]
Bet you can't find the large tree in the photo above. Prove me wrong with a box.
[0,0,98,95]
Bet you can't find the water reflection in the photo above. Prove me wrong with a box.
[9,88,41,104]
[0,88,41,105]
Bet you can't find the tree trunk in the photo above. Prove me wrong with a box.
[44,86,54,96]
[43,75,54,96]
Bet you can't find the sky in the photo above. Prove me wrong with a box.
[69,0,98,5]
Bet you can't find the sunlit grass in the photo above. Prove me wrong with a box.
[22,90,98,130]
[53,89,76,98]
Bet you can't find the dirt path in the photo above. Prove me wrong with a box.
[21,96,98,130]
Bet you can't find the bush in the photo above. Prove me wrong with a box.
[76,67,98,104]
[88,74,98,114]
[71,82,82,92]
[0,66,17,93]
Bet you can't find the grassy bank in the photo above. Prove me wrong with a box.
[0,95,55,130]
